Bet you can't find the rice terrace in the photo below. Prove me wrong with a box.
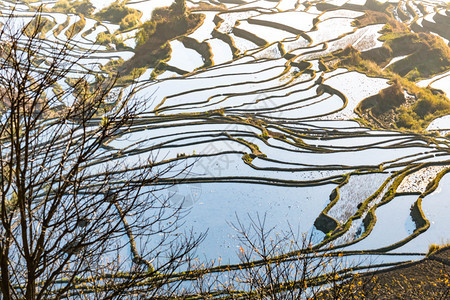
[0,0,449,298]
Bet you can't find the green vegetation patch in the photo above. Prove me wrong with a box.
[119,0,204,76]
[381,32,450,78]
[95,0,141,31]
[352,10,407,31]
[96,32,126,50]
[396,79,450,130]
[358,80,406,116]
[352,11,450,77]
[47,0,141,31]
[24,16,56,38]
[324,10,450,131]
[135,0,202,47]
[49,0,95,16]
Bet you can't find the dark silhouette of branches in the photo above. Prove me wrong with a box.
[173,214,381,299]
[0,8,204,299]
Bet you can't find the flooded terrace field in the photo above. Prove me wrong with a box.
[1,0,450,295]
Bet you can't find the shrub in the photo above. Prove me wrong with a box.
[413,92,450,118]
[406,67,420,81]
[96,31,112,44]
[101,57,124,74]
[135,21,156,46]
[96,32,125,49]
[428,244,441,255]
[397,111,418,129]
[119,14,139,30]
[95,0,141,30]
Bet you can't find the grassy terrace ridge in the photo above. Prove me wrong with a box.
[117,0,205,79]
[322,10,450,132]
[23,15,56,38]
[48,0,209,82]
[27,0,142,50]
[38,0,142,31]
[38,0,95,16]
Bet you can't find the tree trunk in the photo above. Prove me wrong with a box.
[26,261,36,300]
[0,250,11,300]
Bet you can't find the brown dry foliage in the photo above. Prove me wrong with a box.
[353,10,407,32]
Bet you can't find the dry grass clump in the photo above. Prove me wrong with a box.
[428,242,450,256]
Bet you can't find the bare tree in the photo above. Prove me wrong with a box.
[221,215,338,299]
[0,10,203,299]
[178,214,382,299]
